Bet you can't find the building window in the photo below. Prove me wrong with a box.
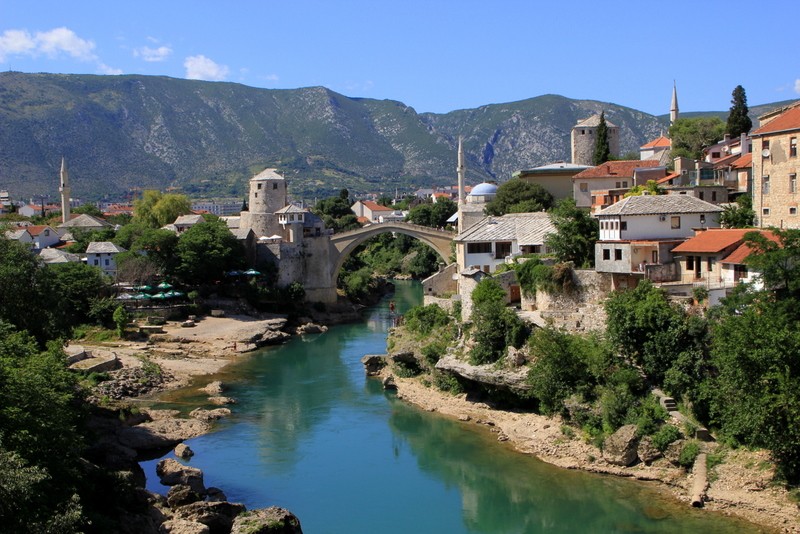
[581,129,585,135]
[257,183,262,190]
[712,191,717,201]
[93,259,99,266]
[763,208,771,216]
[615,182,621,188]
[687,257,694,270]
[273,183,278,189]
[620,221,627,231]
[707,257,713,271]
[105,259,110,266]
[762,176,770,194]
[763,140,770,154]
[494,241,512,259]
[622,181,628,187]
[580,183,588,192]
[712,151,720,159]
[671,216,681,229]
[467,242,492,254]
[602,249,610,260]
[254,193,258,199]
[790,207,797,216]
[791,174,797,193]
[791,137,797,157]
[614,249,622,261]
[699,191,704,200]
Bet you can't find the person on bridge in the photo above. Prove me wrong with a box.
[389,301,396,313]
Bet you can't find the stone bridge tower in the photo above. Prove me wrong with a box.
[239,168,287,237]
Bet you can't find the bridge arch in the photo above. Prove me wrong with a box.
[328,222,455,281]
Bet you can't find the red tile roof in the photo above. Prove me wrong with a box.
[641,136,671,149]
[731,152,752,169]
[573,160,660,179]
[22,225,53,237]
[361,200,393,212]
[720,231,780,264]
[671,229,753,254]
[712,153,740,168]
[753,103,800,135]
[657,172,680,185]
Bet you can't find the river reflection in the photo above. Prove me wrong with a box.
[143,281,761,533]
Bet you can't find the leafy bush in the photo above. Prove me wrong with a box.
[679,440,701,469]
[405,304,451,336]
[651,424,682,452]
[421,342,446,367]
[393,360,422,378]
[634,396,668,437]
[432,371,464,394]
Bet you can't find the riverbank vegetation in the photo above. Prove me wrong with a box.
[389,230,800,489]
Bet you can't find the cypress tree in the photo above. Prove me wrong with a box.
[726,85,752,138]
[593,111,611,165]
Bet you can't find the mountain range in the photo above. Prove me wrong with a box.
[0,72,791,203]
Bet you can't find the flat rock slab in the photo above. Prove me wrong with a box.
[117,418,210,451]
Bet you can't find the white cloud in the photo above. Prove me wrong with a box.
[795,79,800,94]
[134,45,172,62]
[262,73,279,82]
[0,26,96,62]
[35,27,96,60]
[0,29,36,60]
[98,63,123,75]
[184,55,229,81]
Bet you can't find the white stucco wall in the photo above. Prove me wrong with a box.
[598,213,720,241]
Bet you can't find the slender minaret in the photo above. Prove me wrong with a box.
[59,156,71,223]
[670,81,679,126]
[457,137,466,205]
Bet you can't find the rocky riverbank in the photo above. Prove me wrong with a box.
[77,313,328,533]
[373,363,799,533]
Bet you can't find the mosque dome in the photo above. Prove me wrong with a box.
[470,182,498,196]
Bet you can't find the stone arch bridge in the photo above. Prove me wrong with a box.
[328,222,455,280]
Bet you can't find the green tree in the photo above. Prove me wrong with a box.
[592,111,611,165]
[132,228,179,272]
[484,180,554,216]
[133,190,192,228]
[719,195,755,228]
[669,117,726,160]
[743,228,800,299]
[0,322,86,531]
[527,327,593,414]
[64,227,117,254]
[468,278,527,364]
[545,198,599,267]
[709,299,800,482]
[726,85,753,138]
[406,198,456,228]
[624,180,663,197]
[0,238,63,344]
[112,305,129,337]
[174,220,245,284]
[314,195,359,231]
[48,262,109,327]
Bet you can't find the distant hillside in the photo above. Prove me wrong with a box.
[0,72,784,203]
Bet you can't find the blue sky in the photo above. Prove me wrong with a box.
[1,0,798,115]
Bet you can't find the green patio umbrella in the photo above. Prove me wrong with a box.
[244,269,261,276]
[157,282,173,290]
[150,292,168,300]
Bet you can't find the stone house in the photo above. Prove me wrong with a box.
[86,241,127,277]
[639,136,671,165]
[751,101,800,228]
[668,228,777,304]
[454,212,555,274]
[573,160,663,208]
[350,200,394,223]
[594,195,723,289]
[57,213,113,237]
[513,163,590,201]
[4,227,34,247]
[23,225,61,250]
[571,114,620,166]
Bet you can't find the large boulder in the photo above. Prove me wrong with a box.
[435,354,531,392]
[207,396,236,406]
[174,501,246,534]
[201,381,224,395]
[231,507,303,534]
[360,354,387,376]
[175,443,194,459]
[156,458,205,494]
[602,424,640,466]
[167,484,204,509]
[160,518,210,534]
[189,408,231,422]
[118,418,210,452]
[637,435,662,465]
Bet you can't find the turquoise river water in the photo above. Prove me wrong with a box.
[142,280,761,533]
